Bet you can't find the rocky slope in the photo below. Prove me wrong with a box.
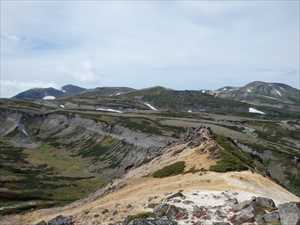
[0,102,180,215]
[1,126,298,225]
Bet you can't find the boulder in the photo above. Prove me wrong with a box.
[154,204,188,220]
[255,197,276,211]
[278,202,300,225]
[230,205,256,225]
[128,218,177,225]
[47,215,74,225]
[256,210,281,225]
[232,197,276,214]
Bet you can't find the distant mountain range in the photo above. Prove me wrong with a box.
[13,84,135,100]
[13,84,86,100]
[12,81,299,112]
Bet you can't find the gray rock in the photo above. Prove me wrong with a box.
[256,210,281,225]
[214,209,228,219]
[166,192,185,201]
[230,205,255,225]
[225,198,238,206]
[128,218,177,225]
[232,197,276,214]
[278,202,300,225]
[212,222,230,225]
[47,215,74,225]
[232,199,254,212]
[192,206,209,219]
[153,204,188,220]
[263,210,281,224]
[255,197,276,210]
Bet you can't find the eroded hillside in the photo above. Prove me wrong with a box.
[1,126,298,225]
[0,98,299,225]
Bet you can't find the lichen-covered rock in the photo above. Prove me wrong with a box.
[278,202,300,225]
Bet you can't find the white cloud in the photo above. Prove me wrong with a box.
[0,1,299,97]
[58,60,99,83]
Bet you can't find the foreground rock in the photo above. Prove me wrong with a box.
[36,192,300,225]
[36,215,74,225]
[278,202,300,225]
[127,218,177,225]
[154,204,188,220]
[117,193,299,225]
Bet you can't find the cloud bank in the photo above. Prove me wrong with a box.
[0,1,299,97]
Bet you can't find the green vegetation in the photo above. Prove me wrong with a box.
[125,88,250,114]
[80,136,119,158]
[153,161,186,178]
[119,118,163,135]
[286,173,300,197]
[210,136,250,172]
[0,138,105,215]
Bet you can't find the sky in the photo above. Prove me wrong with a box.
[0,0,299,97]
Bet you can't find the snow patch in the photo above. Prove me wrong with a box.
[188,110,192,113]
[59,105,65,108]
[144,103,158,111]
[115,92,121,96]
[275,89,282,96]
[22,129,29,136]
[62,89,66,93]
[279,86,285,91]
[247,88,252,93]
[96,108,122,113]
[43,96,56,100]
[249,107,265,115]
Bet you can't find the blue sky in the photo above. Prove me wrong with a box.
[0,0,299,97]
